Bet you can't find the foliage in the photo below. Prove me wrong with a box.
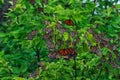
[0,0,4,8]
[0,0,120,80]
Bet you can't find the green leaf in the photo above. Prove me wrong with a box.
[116,4,120,9]
[69,0,74,4]
[0,33,7,37]
[12,67,20,74]
[94,21,104,25]
[107,7,112,16]
[0,51,4,57]
[87,33,95,45]
[13,77,25,80]
[20,62,28,73]
[63,32,69,41]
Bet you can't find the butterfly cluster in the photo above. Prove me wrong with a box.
[26,30,38,40]
[42,20,78,60]
[88,28,118,56]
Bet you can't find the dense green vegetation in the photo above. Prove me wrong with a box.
[0,0,120,80]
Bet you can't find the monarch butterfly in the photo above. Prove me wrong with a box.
[48,52,57,60]
[90,46,101,55]
[64,19,74,26]
[44,20,50,26]
[70,31,77,37]
[43,27,52,33]
[48,48,77,60]
[59,48,76,57]
[43,32,53,40]
[46,40,56,51]
[26,30,38,40]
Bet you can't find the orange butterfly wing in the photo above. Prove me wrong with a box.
[64,19,74,26]
[59,48,77,58]
[66,48,71,55]
[59,49,65,56]
[64,50,68,56]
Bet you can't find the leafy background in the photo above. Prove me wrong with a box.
[0,0,120,80]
